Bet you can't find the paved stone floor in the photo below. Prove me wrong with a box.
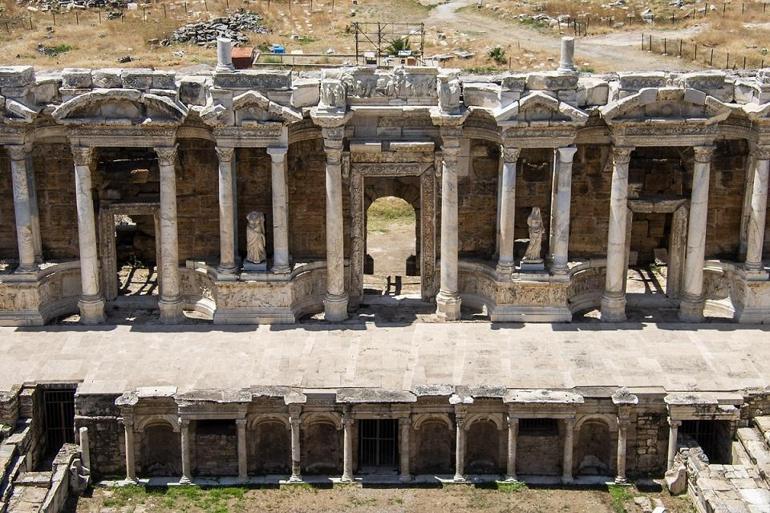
[2,321,769,395]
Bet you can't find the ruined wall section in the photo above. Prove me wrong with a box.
[0,150,17,261]
[707,139,749,260]
[177,140,220,263]
[569,144,612,258]
[73,394,123,480]
[288,137,327,260]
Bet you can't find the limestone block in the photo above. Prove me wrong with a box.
[59,88,92,103]
[526,71,578,91]
[213,70,292,90]
[757,68,770,85]
[152,71,176,90]
[291,78,320,108]
[121,68,154,90]
[501,74,527,92]
[557,89,577,106]
[91,68,123,89]
[462,82,501,109]
[0,66,34,88]
[577,77,609,107]
[733,80,768,104]
[618,72,667,91]
[33,77,61,104]
[62,68,92,89]
[676,71,733,102]
[665,463,687,495]
[148,89,177,99]
[179,76,209,106]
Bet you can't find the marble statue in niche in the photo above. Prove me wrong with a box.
[521,207,545,271]
[244,211,267,271]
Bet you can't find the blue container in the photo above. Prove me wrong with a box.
[271,44,285,54]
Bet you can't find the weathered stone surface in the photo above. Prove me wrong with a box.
[152,71,176,90]
[462,82,501,109]
[290,78,320,108]
[666,463,687,495]
[62,68,92,89]
[0,66,34,88]
[178,76,208,105]
[213,70,291,90]
[120,68,154,90]
[577,77,609,107]
[91,68,123,89]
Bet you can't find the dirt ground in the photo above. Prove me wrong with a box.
[71,483,697,513]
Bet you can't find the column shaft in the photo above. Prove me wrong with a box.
[180,419,192,484]
[342,414,354,482]
[667,419,681,470]
[454,416,465,482]
[322,129,348,321]
[8,146,36,272]
[216,146,237,273]
[745,148,770,273]
[156,146,183,324]
[437,133,462,320]
[601,146,634,322]
[497,148,520,278]
[399,417,412,482]
[268,147,291,273]
[506,416,519,481]
[551,146,578,275]
[562,418,575,483]
[289,410,302,482]
[680,146,714,322]
[72,146,105,325]
[124,419,136,482]
[237,419,248,481]
[616,421,628,483]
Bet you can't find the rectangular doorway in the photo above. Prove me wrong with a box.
[42,387,76,459]
[358,419,398,472]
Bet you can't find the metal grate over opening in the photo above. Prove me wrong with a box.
[42,388,76,457]
[358,419,398,470]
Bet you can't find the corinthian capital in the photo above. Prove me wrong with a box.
[215,146,235,163]
[501,146,521,163]
[692,145,715,163]
[612,146,634,166]
[751,145,770,161]
[6,145,29,162]
[155,145,178,167]
[71,146,94,167]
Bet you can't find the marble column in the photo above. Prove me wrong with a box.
[497,147,520,279]
[680,145,714,322]
[453,413,466,482]
[180,418,192,484]
[667,418,681,470]
[562,418,575,483]
[156,146,184,324]
[322,128,348,322]
[123,416,136,482]
[745,146,770,275]
[237,418,248,481]
[399,417,412,482]
[8,145,37,273]
[505,415,519,481]
[601,146,634,322]
[216,146,237,274]
[268,146,291,274]
[71,146,105,325]
[341,411,354,482]
[437,129,462,320]
[289,407,302,482]
[615,419,628,483]
[551,146,578,275]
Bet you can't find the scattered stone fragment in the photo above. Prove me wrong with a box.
[170,10,267,47]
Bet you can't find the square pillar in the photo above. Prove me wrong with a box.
[268,146,291,274]
[321,127,348,322]
[180,418,192,484]
[680,145,715,322]
[236,418,248,481]
[341,408,354,482]
[496,147,520,279]
[71,146,105,325]
[288,406,302,482]
[123,415,136,482]
[399,416,412,482]
[216,146,237,274]
[562,417,575,484]
[7,145,38,273]
[601,146,634,322]
[505,414,519,481]
[156,146,184,324]
[437,128,463,321]
[745,146,770,277]
[550,146,578,275]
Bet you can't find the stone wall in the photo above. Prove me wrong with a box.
[33,144,79,261]
[236,147,273,260]
[0,150,17,261]
[177,141,220,263]
[569,145,612,258]
[707,140,748,260]
[631,409,668,476]
[459,141,498,259]
[73,394,123,480]
[287,138,327,260]
[192,420,238,476]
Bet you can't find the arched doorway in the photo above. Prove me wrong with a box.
[140,422,181,477]
[248,420,290,475]
[575,419,613,476]
[365,196,419,297]
[465,420,503,474]
[414,420,453,475]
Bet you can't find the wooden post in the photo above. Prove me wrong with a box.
[162,4,166,17]
[98,9,102,23]
[694,42,698,60]
[649,34,652,51]
[743,56,747,68]
[663,37,667,55]
[710,47,714,66]
[726,52,730,68]
[52,11,56,25]
[75,11,79,24]
[641,32,645,50]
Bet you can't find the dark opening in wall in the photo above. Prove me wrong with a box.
[681,420,733,464]
[42,386,76,462]
[519,418,559,436]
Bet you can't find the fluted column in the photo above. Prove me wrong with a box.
[667,418,681,470]
[237,418,248,481]
[216,146,237,274]
[551,146,578,275]
[505,414,519,481]
[156,146,183,324]
[8,145,37,273]
[615,418,629,483]
[745,146,770,276]
[437,128,462,320]
[123,415,136,482]
[341,409,354,482]
[289,406,302,482]
[680,145,714,322]
[496,147,520,279]
[72,146,105,325]
[399,416,412,482]
[268,146,291,274]
[601,146,634,322]
[453,410,466,482]
[180,418,192,484]
[562,417,575,484]
[322,127,348,322]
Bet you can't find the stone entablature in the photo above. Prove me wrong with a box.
[1,65,770,325]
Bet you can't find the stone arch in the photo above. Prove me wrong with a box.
[301,417,342,474]
[414,418,453,474]
[136,415,179,433]
[465,419,503,474]
[301,411,343,430]
[248,418,290,475]
[139,421,182,477]
[413,413,453,432]
[574,416,615,476]
[52,89,187,126]
[600,87,731,125]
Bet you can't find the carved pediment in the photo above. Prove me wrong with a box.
[52,89,188,126]
[1,96,37,125]
[201,90,302,128]
[600,87,733,125]
[744,102,770,121]
[494,91,588,126]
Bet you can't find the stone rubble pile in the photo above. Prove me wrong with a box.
[21,0,126,11]
[170,10,267,46]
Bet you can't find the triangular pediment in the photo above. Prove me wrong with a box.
[744,102,770,121]
[52,89,187,126]
[201,90,302,128]
[600,87,733,125]
[494,91,588,126]
[1,96,37,125]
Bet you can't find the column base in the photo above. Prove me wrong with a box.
[179,476,192,485]
[436,292,462,321]
[399,474,413,483]
[495,262,514,281]
[452,474,467,483]
[272,265,292,274]
[679,295,705,323]
[600,293,626,322]
[614,476,628,485]
[340,474,354,483]
[78,296,105,325]
[323,293,349,322]
[744,268,769,281]
[561,476,574,485]
[159,297,185,324]
[288,474,303,483]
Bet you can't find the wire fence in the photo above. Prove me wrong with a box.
[642,33,768,69]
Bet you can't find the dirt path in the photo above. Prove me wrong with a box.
[424,0,703,70]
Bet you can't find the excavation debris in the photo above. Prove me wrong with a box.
[170,10,267,46]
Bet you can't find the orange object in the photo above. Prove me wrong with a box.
[232,47,255,69]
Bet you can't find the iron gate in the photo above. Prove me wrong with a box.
[358,419,398,469]
[43,388,76,456]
